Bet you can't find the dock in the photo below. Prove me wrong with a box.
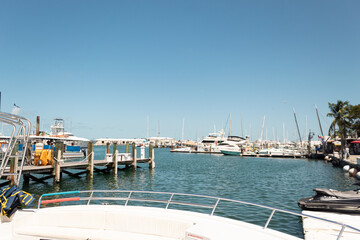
[170,149,305,158]
[302,210,360,240]
[0,142,155,186]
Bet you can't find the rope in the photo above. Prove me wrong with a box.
[78,151,93,162]
[53,151,93,164]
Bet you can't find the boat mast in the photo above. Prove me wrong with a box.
[305,115,308,141]
[182,118,185,141]
[293,108,302,145]
[240,116,244,137]
[147,115,149,139]
[265,128,268,141]
[229,113,231,136]
[315,104,324,137]
[157,120,160,137]
[273,127,275,142]
[260,116,265,144]
[283,123,285,143]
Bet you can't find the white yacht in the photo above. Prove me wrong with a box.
[48,118,89,148]
[29,119,89,159]
[258,147,303,158]
[197,129,226,153]
[218,136,247,156]
[258,148,271,157]
[200,129,226,145]
[1,189,358,240]
[170,146,193,153]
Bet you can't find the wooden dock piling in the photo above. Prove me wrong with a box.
[132,143,137,169]
[54,142,64,183]
[149,144,155,169]
[106,142,110,154]
[126,143,130,153]
[36,116,40,136]
[87,142,94,179]
[113,143,118,174]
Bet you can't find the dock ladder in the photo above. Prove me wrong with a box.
[0,112,31,186]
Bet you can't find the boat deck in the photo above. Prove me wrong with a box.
[302,210,360,240]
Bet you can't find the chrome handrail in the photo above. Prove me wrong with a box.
[38,190,360,239]
[0,112,31,185]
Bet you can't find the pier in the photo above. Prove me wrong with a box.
[1,142,155,186]
[302,210,360,240]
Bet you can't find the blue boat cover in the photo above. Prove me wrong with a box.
[0,186,34,218]
[66,146,81,152]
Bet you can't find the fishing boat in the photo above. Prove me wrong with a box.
[29,118,89,160]
[1,190,360,240]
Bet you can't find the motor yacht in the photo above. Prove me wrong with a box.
[2,189,358,240]
[197,129,226,153]
[218,136,246,156]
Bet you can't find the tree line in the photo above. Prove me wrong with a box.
[327,100,360,139]
[327,100,360,159]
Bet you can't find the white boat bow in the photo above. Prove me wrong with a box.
[2,190,359,240]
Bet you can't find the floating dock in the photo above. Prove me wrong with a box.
[302,210,360,240]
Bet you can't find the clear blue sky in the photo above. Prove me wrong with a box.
[0,0,359,141]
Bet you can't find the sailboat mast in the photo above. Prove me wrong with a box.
[182,118,185,141]
[283,123,285,143]
[293,108,302,145]
[147,116,149,138]
[157,120,160,137]
[265,128,268,141]
[260,116,265,144]
[229,113,232,136]
[273,127,275,141]
[240,116,244,137]
[315,104,324,137]
[305,115,308,140]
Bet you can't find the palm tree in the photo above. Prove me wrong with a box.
[349,104,360,138]
[327,100,350,159]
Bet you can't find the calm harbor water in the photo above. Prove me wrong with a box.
[22,146,357,238]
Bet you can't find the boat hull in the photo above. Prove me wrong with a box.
[221,150,241,156]
[298,197,360,213]
[10,205,301,240]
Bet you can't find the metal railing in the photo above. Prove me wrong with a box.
[38,190,360,240]
[0,112,31,185]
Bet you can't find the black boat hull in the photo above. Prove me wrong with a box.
[298,196,360,214]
